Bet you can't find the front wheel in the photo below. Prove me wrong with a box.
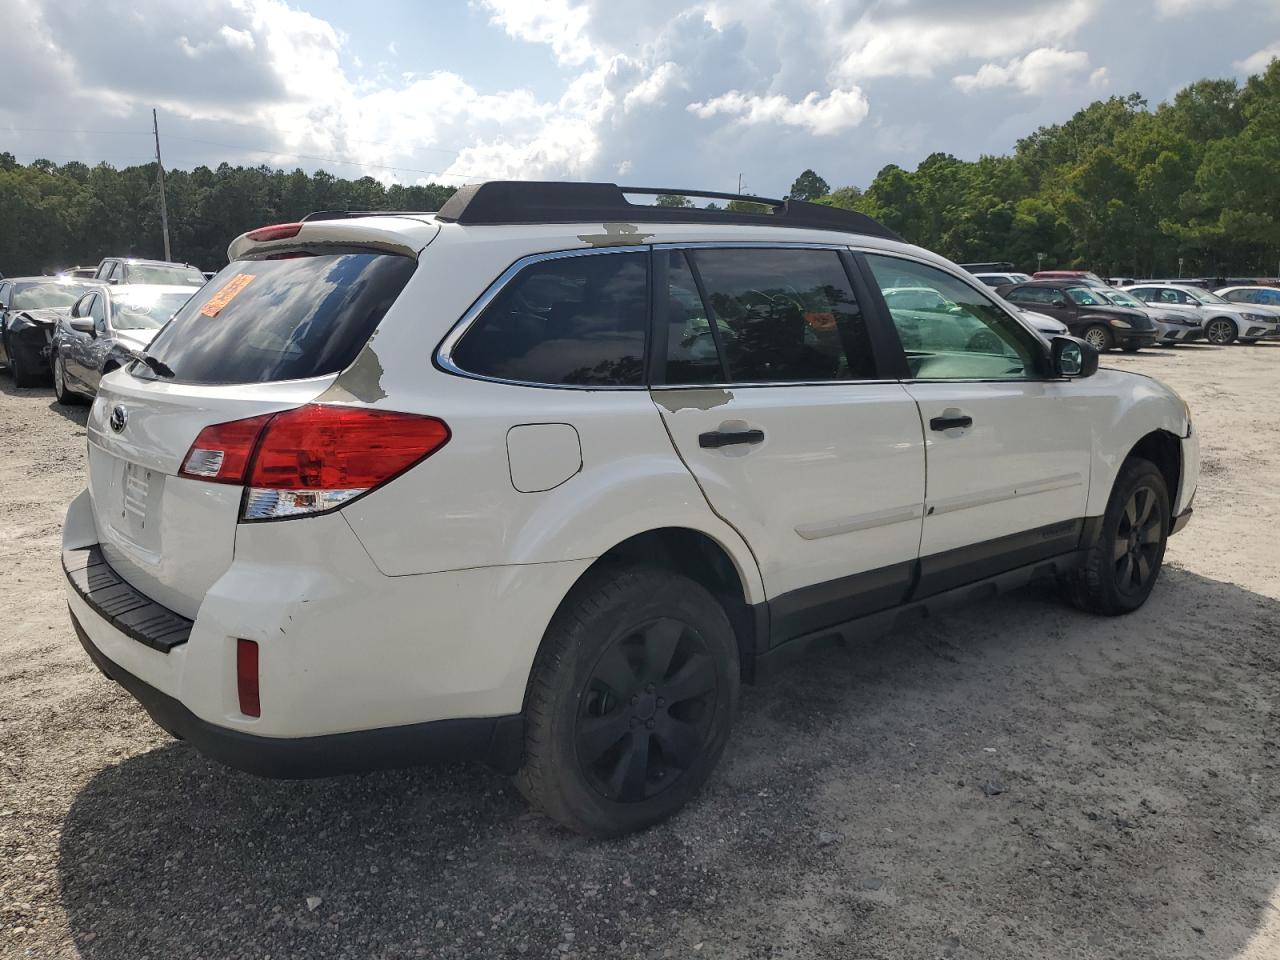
[1062,458,1170,616]
[1205,318,1237,345]
[1082,325,1113,352]
[516,565,739,837]
[9,343,40,387]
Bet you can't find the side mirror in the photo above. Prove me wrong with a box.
[107,276,118,285]
[1051,298,1069,308]
[1052,335,1098,379]
[69,317,95,334]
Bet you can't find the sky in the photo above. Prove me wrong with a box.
[3,0,1279,197]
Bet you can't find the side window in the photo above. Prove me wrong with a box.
[449,251,648,386]
[1006,287,1045,304]
[669,247,876,383]
[88,295,106,328]
[865,254,1043,381]
[1262,290,1280,305]
[70,294,88,318]
[662,251,734,384]
[0,282,9,308]
[1066,286,1102,306]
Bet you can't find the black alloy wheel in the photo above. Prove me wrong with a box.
[575,617,718,803]
[1062,457,1169,615]
[516,565,739,837]
[1112,484,1162,599]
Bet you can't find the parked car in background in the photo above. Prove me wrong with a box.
[998,280,1157,351]
[1017,308,1069,337]
[0,276,102,385]
[1214,285,1280,308]
[1033,270,1107,284]
[93,258,206,287]
[58,266,99,280]
[1106,277,1136,287]
[51,284,195,403]
[1123,283,1280,345]
[1093,287,1204,344]
[62,181,1198,837]
[972,271,1032,287]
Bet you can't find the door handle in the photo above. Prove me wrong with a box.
[929,415,973,431]
[699,428,765,449]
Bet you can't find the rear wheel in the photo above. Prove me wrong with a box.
[52,353,82,405]
[1082,325,1112,352]
[1062,458,1169,615]
[1205,318,1237,345]
[516,565,739,837]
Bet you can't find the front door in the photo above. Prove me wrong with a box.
[652,246,926,643]
[862,253,1094,597]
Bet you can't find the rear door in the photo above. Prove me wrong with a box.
[652,245,925,643]
[85,250,420,618]
[861,253,1093,597]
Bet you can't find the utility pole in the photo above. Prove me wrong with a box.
[152,108,172,262]
[737,173,743,194]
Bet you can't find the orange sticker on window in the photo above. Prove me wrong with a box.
[199,273,256,317]
[803,311,837,332]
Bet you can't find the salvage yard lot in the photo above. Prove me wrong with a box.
[1,345,1277,960]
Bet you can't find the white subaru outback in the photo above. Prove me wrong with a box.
[63,182,1198,837]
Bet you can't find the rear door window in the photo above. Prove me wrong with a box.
[665,247,876,384]
[448,251,648,386]
[135,252,416,385]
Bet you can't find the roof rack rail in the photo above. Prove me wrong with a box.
[433,181,902,241]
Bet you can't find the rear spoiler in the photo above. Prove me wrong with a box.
[227,217,439,262]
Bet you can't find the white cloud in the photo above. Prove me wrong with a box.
[1154,0,1235,16]
[480,0,595,66]
[1236,42,1280,74]
[953,48,1099,96]
[688,88,869,135]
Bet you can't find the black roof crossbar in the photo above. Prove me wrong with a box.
[432,181,903,241]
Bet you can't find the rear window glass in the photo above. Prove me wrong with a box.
[135,253,416,385]
[127,264,206,286]
[12,282,98,309]
[449,251,648,386]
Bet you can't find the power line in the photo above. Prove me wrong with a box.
[161,136,485,180]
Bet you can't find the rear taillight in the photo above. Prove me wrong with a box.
[178,404,450,521]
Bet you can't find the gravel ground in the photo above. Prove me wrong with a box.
[1,343,1277,960]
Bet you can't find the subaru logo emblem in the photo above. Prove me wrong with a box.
[109,404,129,433]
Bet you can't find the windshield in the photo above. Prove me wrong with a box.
[128,264,207,286]
[112,291,193,330]
[1102,289,1144,308]
[11,282,98,309]
[1066,286,1105,306]
[1188,289,1229,304]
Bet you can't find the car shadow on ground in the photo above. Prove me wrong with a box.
[0,374,89,425]
[56,566,1278,959]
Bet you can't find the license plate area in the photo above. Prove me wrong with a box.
[114,460,165,551]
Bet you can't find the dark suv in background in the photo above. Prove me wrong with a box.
[997,280,1157,352]
[92,258,206,287]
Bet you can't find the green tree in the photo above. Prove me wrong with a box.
[654,193,693,207]
[788,169,829,201]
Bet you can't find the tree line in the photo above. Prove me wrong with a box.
[2,59,1278,279]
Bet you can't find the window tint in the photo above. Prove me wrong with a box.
[663,251,733,384]
[89,295,106,329]
[450,251,648,386]
[1005,286,1047,304]
[674,247,876,383]
[137,252,416,385]
[866,254,1042,381]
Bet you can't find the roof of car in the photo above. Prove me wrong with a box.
[1001,279,1092,288]
[6,275,105,286]
[107,283,199,298]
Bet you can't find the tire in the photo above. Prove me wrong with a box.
[1205,318,1237,345]
[1082,325,1113,352]
[516,564,740,838]
[1062,457,1170,616]
[52,353,82,405]
[9,343,40,388]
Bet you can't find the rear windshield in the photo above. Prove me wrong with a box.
[128,264,207,286]
[135,253,416,385]
[12,282,98,309]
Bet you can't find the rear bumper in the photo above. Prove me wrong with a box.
[70,606,523,776]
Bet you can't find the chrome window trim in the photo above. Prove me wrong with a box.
[435,245,652,391]
[653,240,850,251]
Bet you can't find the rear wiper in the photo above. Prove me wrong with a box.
[137,353,175,379]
